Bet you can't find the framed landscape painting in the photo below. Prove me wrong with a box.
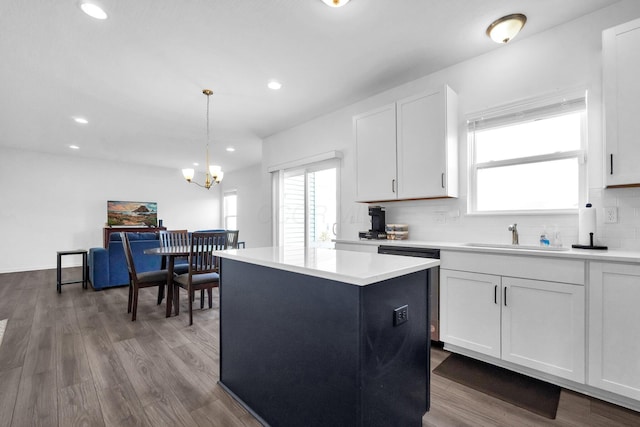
[107,201,158,226]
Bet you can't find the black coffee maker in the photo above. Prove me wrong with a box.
[359,206,387,240]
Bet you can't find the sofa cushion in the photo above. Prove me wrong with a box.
[109,231,158,242]
[89,232,162,290]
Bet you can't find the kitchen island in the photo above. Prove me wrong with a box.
[215,246,439,427]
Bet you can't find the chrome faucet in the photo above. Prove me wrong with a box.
[508,224,519,245]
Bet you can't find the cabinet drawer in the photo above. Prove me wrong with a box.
[440,251,585,285]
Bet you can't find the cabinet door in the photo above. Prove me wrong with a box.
[354,103,397,202]
[501,277,585,382]
[589,262,640,399]
[396,86,458,199]
[440,269,501,358]
[603,18,640,187]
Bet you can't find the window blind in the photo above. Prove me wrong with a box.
[468,97,586,132]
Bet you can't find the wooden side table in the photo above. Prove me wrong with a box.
[57,250,88,293]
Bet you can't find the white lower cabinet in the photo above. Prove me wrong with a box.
[589,262,640,400]
[441,268,585,383]
[440,270,501,358]
[501,277,584,382]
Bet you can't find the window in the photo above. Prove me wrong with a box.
[224,190,237,230]
[468,95,586,213]
[270,153,340,248]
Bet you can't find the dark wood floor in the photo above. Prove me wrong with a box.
[1,268,639,427]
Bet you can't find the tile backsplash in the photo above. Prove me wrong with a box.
[377,187,640,252]
[591,187,640,251]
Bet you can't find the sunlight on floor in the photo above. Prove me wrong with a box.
[0,319,7,347]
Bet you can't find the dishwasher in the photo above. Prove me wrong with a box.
[377,245,440,342]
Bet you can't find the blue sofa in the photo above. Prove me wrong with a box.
[88,232,162,290]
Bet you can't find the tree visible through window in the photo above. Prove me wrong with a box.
[469,96,586,213]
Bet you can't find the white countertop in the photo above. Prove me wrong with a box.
[334,239,640,263]
[215,246,439,286]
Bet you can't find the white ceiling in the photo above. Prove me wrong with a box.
[0,0,618,173]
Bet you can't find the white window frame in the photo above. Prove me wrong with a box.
[223,190,237,230]
[467,90,588,215]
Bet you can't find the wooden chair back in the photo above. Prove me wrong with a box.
[121,232,138,278]
[159,229,189,248]
[121,232,168,321]
[189,232,228,275]
[226,230,240,249]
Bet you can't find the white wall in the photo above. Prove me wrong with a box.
[0,146,223,273]
[262,1,640,251]
[219,163,271,248]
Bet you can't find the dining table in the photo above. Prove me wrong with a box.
[144,245,190,317]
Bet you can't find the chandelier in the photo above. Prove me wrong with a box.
[182,89,223,189]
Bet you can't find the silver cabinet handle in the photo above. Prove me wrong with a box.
[392,179,396,193]
[441,173,445,189]
[504,287,507,306]
[494,285,497,304]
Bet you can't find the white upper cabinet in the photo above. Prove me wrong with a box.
[353,103,397,202]
[603,18,640,187]
[354,85,458,202]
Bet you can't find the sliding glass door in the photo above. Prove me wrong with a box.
[277,160,338,248]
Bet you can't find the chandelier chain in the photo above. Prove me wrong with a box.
[206,92,210,149]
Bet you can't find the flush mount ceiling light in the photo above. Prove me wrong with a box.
[69,145,80,150]
[73,117,88,124]
[226,147,235,152]
[267,80,282,90]
[182,89,224,189]
[321,0,350,7]
[486,13,527,44]
[80,2,108,20]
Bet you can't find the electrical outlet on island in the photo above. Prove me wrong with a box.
[393,305,408,326]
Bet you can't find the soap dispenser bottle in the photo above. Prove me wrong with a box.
[540,226,550,246]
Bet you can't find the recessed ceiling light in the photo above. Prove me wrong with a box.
[268,80,282,90]
[226,147,235,152]
[80,2,108,20]
[69,145,80,150]
[73,117,88,124]
[193,162,199,166]
[321,0,350,7]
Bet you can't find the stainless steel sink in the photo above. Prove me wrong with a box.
[463,242,570,251]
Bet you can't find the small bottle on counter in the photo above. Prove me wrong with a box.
[540,226,550,246]
[552,226,562,248]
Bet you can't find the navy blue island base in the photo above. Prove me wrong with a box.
[218,257,430,427]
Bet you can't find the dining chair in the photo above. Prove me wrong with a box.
[159,229,190,274]
[173,231,227,325]
[159,229,190,247]
[121,232,169,321]
[226,230,240,249]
